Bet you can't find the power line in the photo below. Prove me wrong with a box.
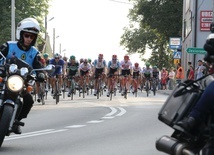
[108,0,133,5]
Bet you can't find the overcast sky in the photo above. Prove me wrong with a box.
[47,0,148,65]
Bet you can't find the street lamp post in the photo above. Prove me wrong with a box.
[11,0,15,41]
[53,28,60,55]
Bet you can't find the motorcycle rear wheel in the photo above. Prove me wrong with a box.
[0,105,13,147]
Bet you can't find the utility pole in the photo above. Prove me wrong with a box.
[11,0,15,41]
[53,28,55,55]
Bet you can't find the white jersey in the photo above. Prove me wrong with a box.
[133,66,141,72]
[120,60,132,70]
[79,63,91,72]
[94,59,107,69]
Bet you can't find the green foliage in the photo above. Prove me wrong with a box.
[0,0,50,45]
[120,0,183,69]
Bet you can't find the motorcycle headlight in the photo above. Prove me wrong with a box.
[7,75,24,92]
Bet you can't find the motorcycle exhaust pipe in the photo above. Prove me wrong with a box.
[156,135,188,155]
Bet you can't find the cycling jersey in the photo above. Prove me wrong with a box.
[142,68,153,78]
[94,59,107,69]
[120,60,132,70]
[79,63,91,72]
[133,66,141,78]
[49,58,64,75]
[152,69,159,78]
[67,62,79,76]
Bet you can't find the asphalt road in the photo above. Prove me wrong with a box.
[1,90,173,155]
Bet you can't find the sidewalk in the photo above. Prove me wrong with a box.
[157,89,173,95]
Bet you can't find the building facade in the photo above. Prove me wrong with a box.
[182,0,213,77]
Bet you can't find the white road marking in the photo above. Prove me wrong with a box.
[105,107,117,116]
[116,107,126,116]
[102,116,115,119]
[87,120,104,123]
[5,129,67,141]
[65,125,86,128]
[5,107,127,141]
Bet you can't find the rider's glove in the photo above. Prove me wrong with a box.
[37,73,45,82]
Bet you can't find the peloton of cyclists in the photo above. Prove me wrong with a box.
[119,55,133,96]
[106,54,120,97]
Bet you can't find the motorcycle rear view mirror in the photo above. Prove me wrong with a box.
[44,64,55,71]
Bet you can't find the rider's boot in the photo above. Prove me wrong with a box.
[177,116,196,131]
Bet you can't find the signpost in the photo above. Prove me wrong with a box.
[186,48,206,54]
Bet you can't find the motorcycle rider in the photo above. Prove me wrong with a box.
[0,17,45,134]
[176,33,214,154]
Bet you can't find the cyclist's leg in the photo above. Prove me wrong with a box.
[50,74,56,95]
[93,70,99,95]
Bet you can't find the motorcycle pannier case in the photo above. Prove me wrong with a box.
[158,80,203,128]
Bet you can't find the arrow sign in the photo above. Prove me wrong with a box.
[186,48,206,54]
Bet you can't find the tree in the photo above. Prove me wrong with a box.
[0,0,49,45]
[120,0,182,69]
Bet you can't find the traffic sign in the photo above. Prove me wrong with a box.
[186,48,206,54]
[173,51,181,59]
[174,59,180,64]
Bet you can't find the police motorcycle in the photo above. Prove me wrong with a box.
[0,53,54,147]
[156,33,214,155]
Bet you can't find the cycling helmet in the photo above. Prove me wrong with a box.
[43,53,49,58]
[145,62,150,66]
[54,53,60,58]
[112,54,117,59]
[80,58,84,63]
[63,56,68,61]
[134,62,139,67]
[88,58,92,63]
[124,55,129,60]
[83,58,88,63]
[70,55,76,60]
[98,54,103,58]
[16,18,40,46]
[153,66,157,69]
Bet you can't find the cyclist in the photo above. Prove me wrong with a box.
[119,55,133,96]
[49,53,66,97]
[106,54,120,97]
[142,62,153,90]
[79,58,84,64]
[66,55,79,97]
[43,53,50,65]
[43,53,51,90]
[88,58,94,75]
[62,56,68,91]
[152,66,160,90]
[93,53,107,96]
[88,58,94,90]
[78,58,91,93]
[131,62,141,93]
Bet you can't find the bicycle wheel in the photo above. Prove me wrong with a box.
[70,79,75,100]
[152,80,156,96]
[146,81,149,97]
[96,81,100,99]
[82,83,85,98]
[40,84,45,105]
[55,82,59,104]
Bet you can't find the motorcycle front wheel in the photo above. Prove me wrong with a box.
[0,104,13,147]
